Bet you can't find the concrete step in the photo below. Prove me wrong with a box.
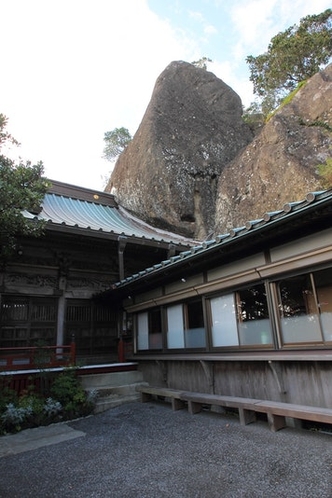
[79,370,147,414]
[93,391,141,414]
[79,370,144,389]
[90,382,148,414]
[89,382,145,397]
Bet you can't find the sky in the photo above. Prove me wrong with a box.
[1,0,331,191]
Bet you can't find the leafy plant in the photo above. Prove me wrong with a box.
[102,127,132,162]
[1,403,32,432]
[0,377,17,413]
[0,114,50,263]
[246,9,332,115]
[50,368,93,417]
[43,398,63,417]
[191,57,212,70]
[317,158,332,188]
[0,369,95,434]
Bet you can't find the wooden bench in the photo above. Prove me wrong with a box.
[253,400,332,432]
[136,385,185,411]
[137,385,332,432]
[180,391,332,432]
[180,391,260,426]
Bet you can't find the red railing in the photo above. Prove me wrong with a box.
[0,342,76,371]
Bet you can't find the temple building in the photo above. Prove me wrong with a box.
[3,180,332,421]
[100,189,332,411]
[0,180,193,364]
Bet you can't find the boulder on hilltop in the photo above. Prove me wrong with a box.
[105,61,332,241]
[106,61,253,239]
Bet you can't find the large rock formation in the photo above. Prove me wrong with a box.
[106,61,253,239]
[106,61,332,241]
[214,64,332,234]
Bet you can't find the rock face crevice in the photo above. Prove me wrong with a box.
[106,62,332,240]
[106,61,254,239]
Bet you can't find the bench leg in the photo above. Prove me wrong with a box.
[141,392,152,403]
[239,408,256,426]
[188,400,202,415]
[267,413,286,432]
[171,398,185,411]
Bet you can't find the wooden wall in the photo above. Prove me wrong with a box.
[137,360,332,408]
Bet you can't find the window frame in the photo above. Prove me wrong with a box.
[273,267,332,348]
[207,282,274,350]
[136,307,163,352]
[0,295,58,348]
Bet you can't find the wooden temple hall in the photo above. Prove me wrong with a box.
[2,181,332,430]
[0,180,194,365]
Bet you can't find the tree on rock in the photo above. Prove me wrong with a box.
[246,9,332,114]
[103,127,132,162]
[0,114,50,262]
[191,57,212,70]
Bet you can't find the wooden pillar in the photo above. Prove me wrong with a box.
[118,236,127,281]
[56,275,67,347]
[56,294,66,346]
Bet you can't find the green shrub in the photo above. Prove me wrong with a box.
[50,368,94,418]
[0,368,95,435]
[0,378,17,413]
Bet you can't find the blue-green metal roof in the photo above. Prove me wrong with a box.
[22,179,194,249]
[110,189,332,291]
[33,192,194,247]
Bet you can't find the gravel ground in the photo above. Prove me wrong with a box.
[0,401,332,498]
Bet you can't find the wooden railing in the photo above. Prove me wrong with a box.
[0,342,76,371]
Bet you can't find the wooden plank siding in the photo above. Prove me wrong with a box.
[137,359,332,410]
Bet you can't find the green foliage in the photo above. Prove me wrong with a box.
[18,391,44,414]
[265,81,307,121]
[50,368,93,417]
[246,9,332,114]
[1,403,30,432]
[0,114,50,262]
[0,114,19,148]
[242,101,265,129]
[43,397,63,417]
[317,158,332,188]
[0,369,95,434]
[50,369,81,406]
[0,377,17,413]
[103,127,132,162]
[191,57,212,70]
[305,120,332,133]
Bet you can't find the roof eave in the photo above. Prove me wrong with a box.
[99,190,332,300]
[44,220,192,250]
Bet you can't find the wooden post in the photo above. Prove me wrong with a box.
[70,334,76,365]
[239,408,256,426]
[118,236,127,281]
[188,400,203,414]
[118,337,125,363]
[267,412,286,432]
[56,294,66,348]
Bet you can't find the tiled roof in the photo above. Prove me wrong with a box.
[111,189,332,290]
[26,189,194,248]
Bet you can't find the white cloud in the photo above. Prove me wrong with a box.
[189,10,218,37]
[1,0,331,189]
[231,0,278,47]
[230,0,332,58]
[225,0,332,106]
[204,24,218,35]
[0,0,199,189]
